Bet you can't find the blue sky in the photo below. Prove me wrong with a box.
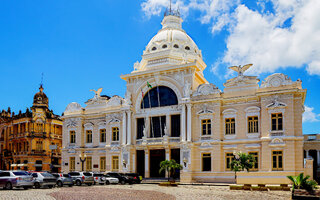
[0,0,319,134]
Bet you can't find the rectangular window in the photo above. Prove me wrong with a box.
[249,152,259,171]
[225,118,235,135]
[69,157,75,171]
[201,119,211,135]
[202,153,211,171]
[100,129,106,143]
[137,118,145,139]
[226,153,235,170]
[112,127,119,141]
[272,151,283,171]
[150,116,166,138]
[36,141,43,151]
[171,115,181,137]
[271,113,283,131]
[70,131,76,143]
[86,157,92,171]
[248,116,259,133]
[100,157,106,172]
[112,156,119,171]
[86,130,92,143]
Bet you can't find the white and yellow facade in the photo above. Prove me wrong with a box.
[61,12,307,184]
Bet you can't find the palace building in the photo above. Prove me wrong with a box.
[61,10,307,184]
[0,85,62,172]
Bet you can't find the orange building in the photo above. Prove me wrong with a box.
[0,85,62,172]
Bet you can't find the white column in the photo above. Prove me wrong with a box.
[181,104,186,142]
[166,114,170,136]
[126,111,131,145]
[317,150,320,166]
[306,150,310,158]
[187,104,192,142]
[122,112,127,145]
[145,150,149,178]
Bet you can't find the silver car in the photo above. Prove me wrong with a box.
[0,171,33,190]
[68,172,94,186]
[31,172,56,189]
[52,173,73,187]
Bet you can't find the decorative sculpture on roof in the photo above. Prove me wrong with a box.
[261,73,299,88]
[193,83,220,96]
[229,64,253,77]
[90,88,103,100]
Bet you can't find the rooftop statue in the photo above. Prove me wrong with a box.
[229,64,253,77]
[90,88,103,100]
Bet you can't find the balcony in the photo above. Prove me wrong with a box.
[136,136,180,145]
[30,132,47,138]
[270,131,284,137]
[30,149,46,156]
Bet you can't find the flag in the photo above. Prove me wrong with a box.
[147,81,152,88]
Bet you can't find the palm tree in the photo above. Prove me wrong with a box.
[159,159,183,182]
[287,173,317,191]
[231,152,254,183]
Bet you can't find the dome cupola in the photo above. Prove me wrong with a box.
[33,84,49,108]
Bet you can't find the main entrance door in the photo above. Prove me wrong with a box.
[136,150,145,178]
[150,149,165,177]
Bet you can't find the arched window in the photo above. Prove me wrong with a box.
[141,86,178,109]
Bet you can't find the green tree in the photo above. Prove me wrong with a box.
[230,152,255,183]
[159,159,183,182]
[287,173,317,191]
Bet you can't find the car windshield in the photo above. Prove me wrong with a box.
[103,174,111,177]
[13,171,29,176]
[83,173,92,176]
[94,174,103,177]
[63,174,70,178]
[41,173,54,177]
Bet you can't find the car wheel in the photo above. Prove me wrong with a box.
[68,184,73,187]
[5,182,12,190]
[57,181,63,187]
[105,180,110,185]
[48,185,54,189]
[34,182,40,189]
[87,183,92,186]
[23,186,29,190]
[120,180,125,185]
[76,180,82,186]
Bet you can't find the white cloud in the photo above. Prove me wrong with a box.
[141,0,320,76]
[303,105,320,123]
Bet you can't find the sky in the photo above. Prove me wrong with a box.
[0,0,319,134]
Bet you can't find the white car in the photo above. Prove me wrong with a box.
[103,174,119,184]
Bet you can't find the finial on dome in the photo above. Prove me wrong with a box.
[39,72,44,92]
[164,0,180,17]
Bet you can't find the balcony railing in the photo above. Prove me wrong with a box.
[270,131,284,137]
[136,136,180,145]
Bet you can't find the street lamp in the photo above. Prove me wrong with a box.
[79,153,87,171]
[183,157,187,167]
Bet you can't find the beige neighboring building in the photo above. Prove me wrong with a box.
[61,11,307,184]
[304,134,320,182]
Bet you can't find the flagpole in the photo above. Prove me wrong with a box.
[156,84,163,137]
[147,86,154,138]
[141,88,147,139]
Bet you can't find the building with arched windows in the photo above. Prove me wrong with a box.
[0,85,62,172]
[61,11,307,184]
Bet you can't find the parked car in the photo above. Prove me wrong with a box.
[31,172,56,189]
[68,172,94,186]
[52,173,73,187]
[90,172,106,185]
[107,172,133,184]
[103,174,119,185]
[0,171,33,190]
[124,173,142,184]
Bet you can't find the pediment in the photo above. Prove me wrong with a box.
[193,83,220,96]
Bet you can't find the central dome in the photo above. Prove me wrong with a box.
[144,15,200,56]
